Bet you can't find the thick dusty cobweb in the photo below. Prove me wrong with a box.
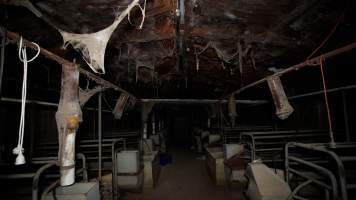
[59,0,145,74]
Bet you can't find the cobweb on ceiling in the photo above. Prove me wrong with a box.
[58,0,146,74]
[194,41,240,72]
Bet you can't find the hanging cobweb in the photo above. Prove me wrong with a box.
[58,0,146,74]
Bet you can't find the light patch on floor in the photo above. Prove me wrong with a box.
[123,147,244,200]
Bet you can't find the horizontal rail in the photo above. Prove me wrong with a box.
[226,42,356,98]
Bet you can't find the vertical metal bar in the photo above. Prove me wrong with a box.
[0,27,6,97]
[98,91,102,181]
[325,188,330,200]
[29,103,36,162]
[152,111,156,135]
[111,139,125,200]
[218,104,222,133]
[76,153,88,182]
[284,142,292,183]
[342,91,350,142]
[93,109,96,140]
[112,141,116,200]
[176,0,185,72]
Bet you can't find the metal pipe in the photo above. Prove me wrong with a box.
[113,148,121,200]
[286,142,349,200]
[288,168,333,193]
[247,83,356,107]
[227,42,356,98]
[325,189,330,200]
[245,85,356,106]
[288,84,356,100]
[40,180,60,200]
[39,153,88,200]
[76,153,88,182]
[1,97,57,106]
[342,91,350,142]
[241,129,329,135]
[288,157,338,200]
[175,0,185,72]
[241,130,329,160]
[240,134,256,160]
[0,173,36,179]
[32,162,57,200]
[1,97,112,113]
[0,27,6,97]
[111,139,126,200]
[296,143,348,200]
[294,195,311,200]
[139,98,267,104]
[287,180,313,200]
[81,138,130,144]
[98,92,102,181]
[285,142,296,182]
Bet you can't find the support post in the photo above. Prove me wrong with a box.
[98,91,102,181]
[228,95,237,127]
[56,63,82,186]
[152,112,156,135]
[0,27,6,97]
[143,122,148,139]
[28,103,37,162]
[342,91,350,142]
[142,102,155,139]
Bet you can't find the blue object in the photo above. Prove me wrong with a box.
[159,154,173,166]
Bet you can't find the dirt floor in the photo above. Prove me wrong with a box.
[123,147,244,200]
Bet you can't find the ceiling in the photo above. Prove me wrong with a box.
[0,0,355,99]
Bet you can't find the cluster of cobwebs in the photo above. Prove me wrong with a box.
[58,0,146,74]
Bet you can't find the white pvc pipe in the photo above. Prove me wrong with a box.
[60,130,76,186]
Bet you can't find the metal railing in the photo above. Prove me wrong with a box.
[240,129,331,162]
[0,153,88,200]
[285,142,356,200]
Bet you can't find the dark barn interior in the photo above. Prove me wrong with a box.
[0,0,356,199]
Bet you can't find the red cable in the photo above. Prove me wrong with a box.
[319,55,335,144]
[306,8,345,62]
[305,9,345,67]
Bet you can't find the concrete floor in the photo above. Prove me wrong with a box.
[124,147,244,200]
